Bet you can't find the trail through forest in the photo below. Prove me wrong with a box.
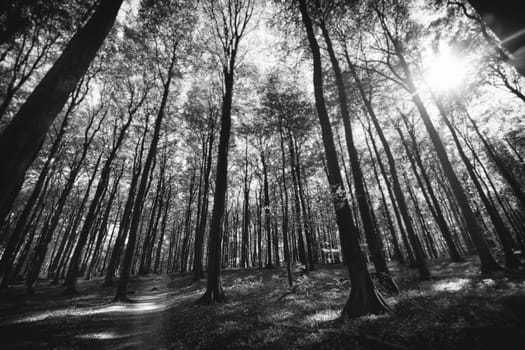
[1,258,525,349]
[2,0,525,348]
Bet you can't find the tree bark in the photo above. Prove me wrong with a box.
[198,67,233,303]
[298,0,390,318]
[114,45,176,302]
[396,117,463,262]
[433,99,522,268]
[344,47,429,279]
[320,21,392,279]
[261,152,273,268]
[193,117,215,280]
[375,8,502,272]
[0,0,124,226]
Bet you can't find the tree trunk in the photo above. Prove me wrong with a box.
[298,0,390,318]
[180,167,196,273]
[0,117,66,283]
[0,0,124,226]
[198,68,233,303]
[241,138,251,268]
[287,130,308,269]
[363,133,404,264]
[114,46,176,302]
[396,117,463,262]
[461,100,525,211]
[344,47,429,279]
[376,11,501,272]
[85,166,123,280]
[261,152,273,268]
[320,21,392,279]
[434,99,522,268]
[102,146,142,287]
[294,140,316,268]
[154,184,171,274]
[193,120,215,280]
[279,125,294,288]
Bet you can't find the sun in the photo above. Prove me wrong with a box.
[423,47,468,92]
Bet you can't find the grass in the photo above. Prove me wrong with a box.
[0,256,525,349]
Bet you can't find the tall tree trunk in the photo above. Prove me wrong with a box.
[241,138,251,268]
[375,8,501,272]
[25,151,103,294]
[193,120,215,280]
[85,166,123,280]
[102,145,143,287]
[261,152,273,268]
[64,112,135,293]
[287,130,308,269]
[114,46,176,302]
[433,99,522,268]
[344,46,429,278]
[180,167,196,273]
[0,116,66,283]
[199,68,233,303]
[320,21,392,280]
[279,124,294,288]
[461,100,525,211]
[24,109,105,294]
[294,140,316,268]
[366,125,416,266]
[363,133,404,265]
[154,184,171,274]
[0,0,124,226]
[199,0,253,304]
[396,117,463,262]
[100,201,122,276]
[298,0,390,318]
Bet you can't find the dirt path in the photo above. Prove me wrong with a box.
[1,260,525,349]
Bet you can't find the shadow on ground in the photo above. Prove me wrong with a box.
[1,257,525,349]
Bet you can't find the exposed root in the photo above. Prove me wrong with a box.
[373,272,401,295]
[277,284,299,300]
[196,287,227,304]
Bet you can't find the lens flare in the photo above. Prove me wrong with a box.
[424,47,468,92]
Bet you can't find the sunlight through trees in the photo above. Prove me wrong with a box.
[1,1,525,342]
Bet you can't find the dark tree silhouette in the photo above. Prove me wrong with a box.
[198,0,254,304]
[0,0,124,228]
[297,0,390,318]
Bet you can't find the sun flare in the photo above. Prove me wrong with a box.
[424,47,468,92]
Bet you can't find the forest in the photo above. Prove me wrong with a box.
[1,0,525,348]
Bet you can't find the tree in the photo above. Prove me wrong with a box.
[297,0,390,318]
[183,85,219,281]
[114,0,191,301]
[371,0,501,272]
[0,0,125,228]
[465,1,525,76]
[317,11,398,283]
[198,0,254,304]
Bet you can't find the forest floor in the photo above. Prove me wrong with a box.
[1,257,525,349]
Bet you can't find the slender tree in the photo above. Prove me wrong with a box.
[297,0,390,318]
[198,0,254,304]
[114,37,179,302]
